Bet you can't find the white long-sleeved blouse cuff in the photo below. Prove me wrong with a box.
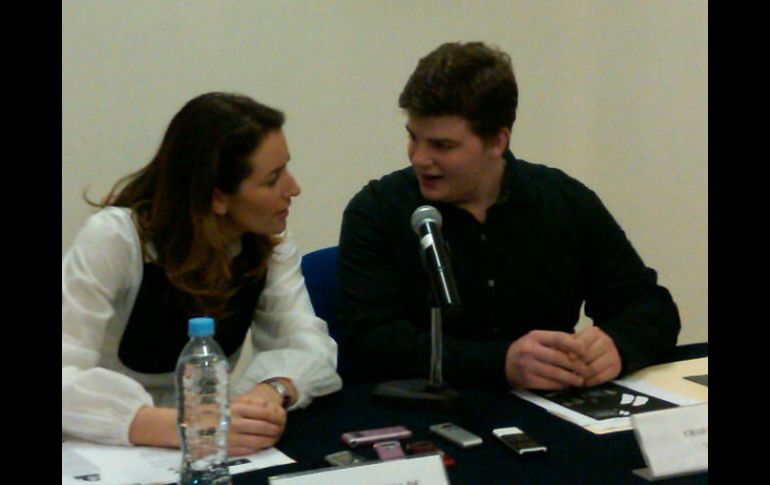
[234,326,342,410]
[62,366,154,445]
[231,311,343,409]
[230,236,343,408]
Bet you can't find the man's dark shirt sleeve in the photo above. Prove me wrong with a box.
[578,188,681,374]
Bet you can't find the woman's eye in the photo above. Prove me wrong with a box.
[265,169,283,187]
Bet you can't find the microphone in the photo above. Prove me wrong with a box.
[410,205,461,309]
[370,205,462,408]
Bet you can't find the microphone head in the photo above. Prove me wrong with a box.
[411,205,442,234]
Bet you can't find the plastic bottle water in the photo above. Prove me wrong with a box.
[175,317,232,485]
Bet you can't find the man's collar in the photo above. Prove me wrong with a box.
[494,150,533,207]
[408,149,535,214]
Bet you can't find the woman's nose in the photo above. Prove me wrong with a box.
[286,171,301,197]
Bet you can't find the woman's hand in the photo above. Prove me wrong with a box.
[128,396,287,457]
[228,395,287,456]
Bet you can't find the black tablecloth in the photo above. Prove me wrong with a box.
[235,343,708,484]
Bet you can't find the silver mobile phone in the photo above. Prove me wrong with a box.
[492,426,547,455]
[429,422,483,448]
[341,425,413,447]
[324,450,367,466]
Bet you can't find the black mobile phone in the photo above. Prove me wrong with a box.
[492,427,547,455]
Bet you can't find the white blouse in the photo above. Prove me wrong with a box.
[62,207,342,446]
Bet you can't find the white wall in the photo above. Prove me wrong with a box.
[62,0,707,344]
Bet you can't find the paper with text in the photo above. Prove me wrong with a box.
[62,440,294,484]
[632,403,708,479]
[512,357,707,434]
[269,453,449,485]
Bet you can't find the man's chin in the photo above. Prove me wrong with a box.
[418,186,448,204]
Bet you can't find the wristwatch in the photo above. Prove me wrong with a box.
[262,378,292,409]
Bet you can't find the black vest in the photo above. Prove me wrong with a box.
[117,263,265,374]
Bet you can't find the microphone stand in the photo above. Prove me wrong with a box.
[372,306,460,410]
[429,307,444,388]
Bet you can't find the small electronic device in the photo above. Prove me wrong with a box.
[341,425,412,447]
[373,440,406,461]
[429,422,483,448]
[407,440,456,468]
[324,450,367,467]
[492,426,547,455]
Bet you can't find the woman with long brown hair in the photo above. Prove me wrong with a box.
[62,92,342,455]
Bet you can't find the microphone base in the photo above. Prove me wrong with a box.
[372,379,460,410]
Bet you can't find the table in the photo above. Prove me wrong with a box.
[235,343,708,484]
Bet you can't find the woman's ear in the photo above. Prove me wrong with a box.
[212,188,228,216]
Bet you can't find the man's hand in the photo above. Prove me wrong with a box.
[505,330,588,390]
[574,326,622,387]
[228,395,287,456]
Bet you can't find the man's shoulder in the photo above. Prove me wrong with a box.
[511,156,595,203]
[515,157,586,187]
[347,167,420,210]
[368,166,418,194]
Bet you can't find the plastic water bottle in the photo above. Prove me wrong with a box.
[175,317,232,485]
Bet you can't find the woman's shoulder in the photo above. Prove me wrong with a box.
[269,230,299,263]
[84,206,134,228]
[75,206,140,249]
[63,207,144,284]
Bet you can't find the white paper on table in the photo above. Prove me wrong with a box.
[62,440,294,484]
[269,453,449,485]
[618,358,708,403]
[632,403,708,479]
[512,358,708,434]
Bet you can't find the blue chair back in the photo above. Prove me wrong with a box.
[301,246,349,377]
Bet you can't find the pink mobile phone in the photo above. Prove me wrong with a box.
[341,425,413,447]
[374,440,406,460]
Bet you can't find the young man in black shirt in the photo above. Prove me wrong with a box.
[337,42,680,390]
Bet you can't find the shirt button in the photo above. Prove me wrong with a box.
[487,279,495,287]
[492,326,500,334]
[480,233,487,241]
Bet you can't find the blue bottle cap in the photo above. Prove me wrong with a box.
[188,317,215,337]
